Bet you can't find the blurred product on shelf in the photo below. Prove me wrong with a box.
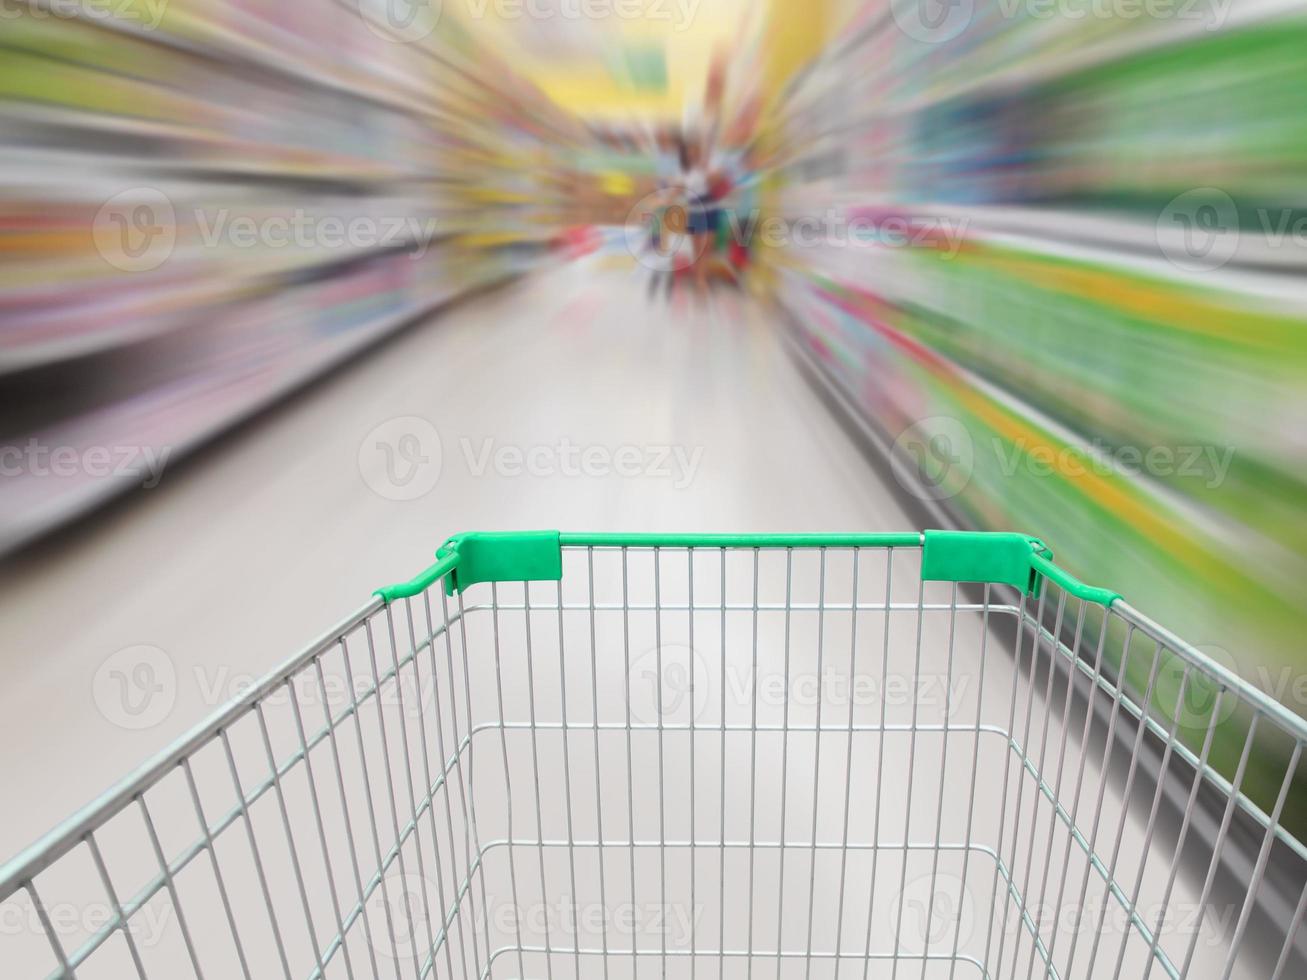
[769,5,1307,820]
[0,0,590,554]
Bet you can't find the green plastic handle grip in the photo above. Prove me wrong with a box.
[376,530,1120,606]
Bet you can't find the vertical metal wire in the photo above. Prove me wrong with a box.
[453,590,494,973]
[284,674,360,980]
[774,549,795,980]
[920,580,959,980]
[1270,877,1307,980]
[803,549,828,980]
[361,617,425,980]
[85,831,150,980]
[1135,685,1227,980]
[518,581,555,980]
[1172,711,1261,979]
[27,881,74,979]
[888,570,928,980]
[1021,596,1087,980]
[977,591,1029,977]
[219,725,298,976]
[833,548,862,979]
[1035,607,1112,979]
[138,796,205,979]
[386,599,440,976]
[719,546,729,980]
[1003,588,1066,980]
[622,548,638,969]
[1215,741,1304,980]
[489,581,528,980]
[654,546,668,980]
[688,549,698,980]
[860,547,895,980]
[251,699,331,979]
[990,584,1047,980]
[747,547,761,980]
[427,594,478,980]
[312,653,387,980]
[409,591,465,980]
[1047,622,1137,978]
[586,549,611,980]
[554,579,582,980]
[1106,666,1195,978]
[178,758,252,980]
[946,582,992,980]
[1077,640,1167,979]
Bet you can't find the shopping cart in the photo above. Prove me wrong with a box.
[2,531,1304,980]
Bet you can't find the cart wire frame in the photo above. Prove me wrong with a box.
[2,531,1304,980]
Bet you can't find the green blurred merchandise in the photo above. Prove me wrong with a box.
[776,7,1307,822]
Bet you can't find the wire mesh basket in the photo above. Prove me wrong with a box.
[2,531,1304,980]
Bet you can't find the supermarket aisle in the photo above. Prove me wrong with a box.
[0,261,1256,980]
[0,259,918,854]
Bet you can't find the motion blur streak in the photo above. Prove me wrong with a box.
[2,1,1305,820]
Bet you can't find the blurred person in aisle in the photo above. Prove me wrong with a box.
[677,134,720,291]
[668,55,739,292]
